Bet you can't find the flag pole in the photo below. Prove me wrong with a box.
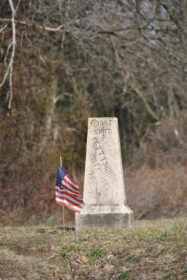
[60,156,65,227]
[60,156,62,168]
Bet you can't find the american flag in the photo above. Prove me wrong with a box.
[55,166,83,213]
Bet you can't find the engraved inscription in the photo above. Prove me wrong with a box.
[90,137,116,183]
[83,117,126,207]
[90,119,112,127]
[90,118,112,136]
[95,128,112,136]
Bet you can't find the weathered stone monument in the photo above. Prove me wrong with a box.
[75,117,133,230]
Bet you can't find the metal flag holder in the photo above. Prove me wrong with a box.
[60,156,65,227]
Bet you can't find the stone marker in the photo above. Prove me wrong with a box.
[75,117,133,230]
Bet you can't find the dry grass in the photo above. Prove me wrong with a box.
[0,218,186,280]
[125,163,187,220]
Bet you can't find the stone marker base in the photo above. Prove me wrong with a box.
[75,206,133,230]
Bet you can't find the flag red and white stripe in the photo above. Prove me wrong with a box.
[55,167,83,213]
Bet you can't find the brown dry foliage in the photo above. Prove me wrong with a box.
[126,163,187,220]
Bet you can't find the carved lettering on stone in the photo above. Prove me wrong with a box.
[75,117,134,230]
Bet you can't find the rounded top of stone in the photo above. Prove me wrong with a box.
[88,117,118,120]
[88,117,118,121]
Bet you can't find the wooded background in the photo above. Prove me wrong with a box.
[0,0,186,224]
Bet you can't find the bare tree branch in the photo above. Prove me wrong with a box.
[0,18,67,32]
[7,0,16,109]
[0,23,7,33]
[0,0,16,109]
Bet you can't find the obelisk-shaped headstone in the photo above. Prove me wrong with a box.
[75,117,133,230]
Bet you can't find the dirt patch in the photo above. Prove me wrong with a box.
[0,258,28,279]
[0,241,51,257]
